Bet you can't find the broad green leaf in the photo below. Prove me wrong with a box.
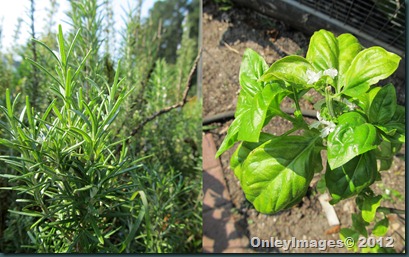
[237,82,288,142]
[391,104,405,124]
[216,49,268,157]
[239,48,268,97]
[361,195,382,222]
[341,47,401,96]
[378,104,405,144]
[260,56,313,87]
[380,123,405,144]
[240,135,322,214]
[337,33,362,90]
[326,151,377,204]
[339,228,359,251]
[215,111,244,158]
[372,218,389,236]
[351,213,369,237]
[375,140,402,171]
[375,124,397,137]
[327,112,379,169]
[230,133,276,181]
[368,84,396,124]
[306,29,338,72]
[306,31,363,92]
[355,86,381,112]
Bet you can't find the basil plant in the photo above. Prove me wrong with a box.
[216,29,404,215]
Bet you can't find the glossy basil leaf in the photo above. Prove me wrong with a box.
[259,56,313,87]
[380,123,405,144]
[306,30,364,92]
[351,213,369,237]
[375,141,402,171]
[372,218,389,236]
[215,111,244,158]
[337,33,363,87]
[239,48,269,97]
[238,82,289,142]
[391,104,405,123]
[361,195,382,223]
[355,86,381,113]
[230,133,276,181]
[306,29,338,72]
[379,104,406,144]
[327,112,379,169]
[216,49,268,157]
[240,135,322,214]
[341,47,401,96]
[326,151,377,204]
[375,124,397,137]
[339,228,359,251]
[380,158,392,172]
[368,84,396,124]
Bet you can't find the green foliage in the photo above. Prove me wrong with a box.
[0,0,201,253]
[0,26,143,253]
[148,0,199,64]
[217,29,404,252]
[212,0,233,11]
[238,136,322,214]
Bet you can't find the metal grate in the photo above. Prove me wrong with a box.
[296,0,405,56]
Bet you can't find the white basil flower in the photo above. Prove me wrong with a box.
[306,69,322,84]
[321,123,336,138]
[323,68,338,79]
[309,112,336,138]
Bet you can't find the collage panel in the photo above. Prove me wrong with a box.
[0,0,201,253]
[202,0,405,253]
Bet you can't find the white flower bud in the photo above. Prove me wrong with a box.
[323,68,338,79]
[306,69,322,84]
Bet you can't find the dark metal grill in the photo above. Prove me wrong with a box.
[296,0,405,56]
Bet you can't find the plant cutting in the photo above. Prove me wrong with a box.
[216,29,404,252]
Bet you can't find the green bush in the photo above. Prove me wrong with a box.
[0,0,201,252]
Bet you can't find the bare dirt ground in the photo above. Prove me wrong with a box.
[202,0,405,253]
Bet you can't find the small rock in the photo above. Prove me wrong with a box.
[342,200,355,214]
